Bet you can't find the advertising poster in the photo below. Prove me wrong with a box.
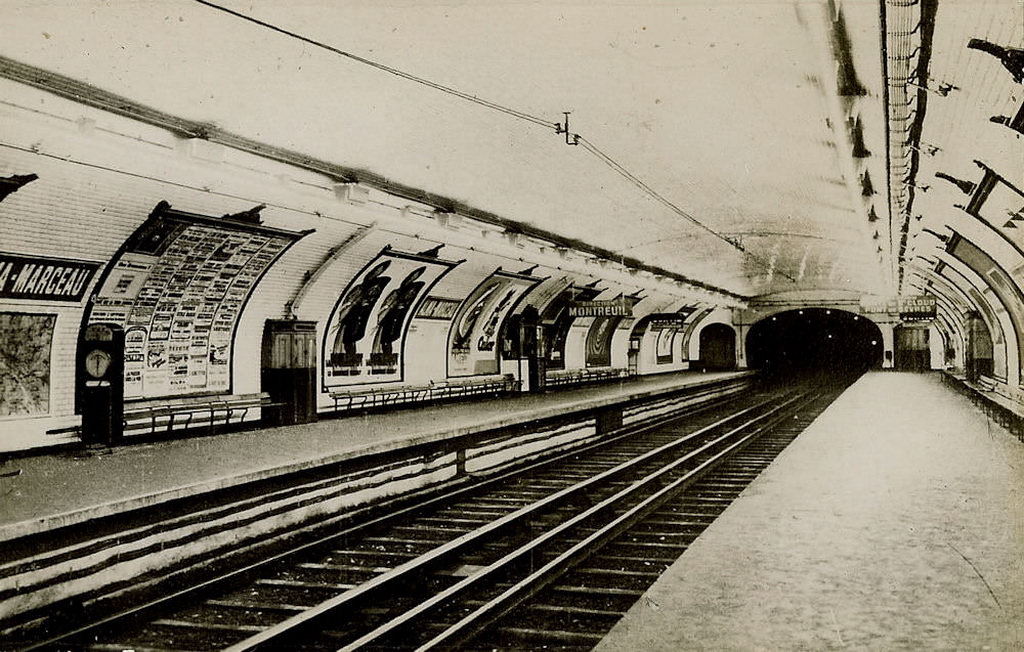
[0,313,55,417]
[585,295,640,367]
[449,270,541,377]
[541,283,601,371]
[325,247,458,386]
[643,311,695,364]
[949,234,1024,379]
[85,202,307,399]
[680,307,715,357]
[655,326,676,363]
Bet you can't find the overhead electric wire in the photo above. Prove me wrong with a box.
[193,0,552,130]
[194,0,795,283]
[577,136,796,281]
[575,137,739,247]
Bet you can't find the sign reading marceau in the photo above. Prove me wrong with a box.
[568,299,631,318]
[0,252,99,301]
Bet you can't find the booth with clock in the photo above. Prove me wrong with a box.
[77,323,125,445]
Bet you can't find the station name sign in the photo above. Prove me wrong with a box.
[899,295,936,320]
[859,294,936,319]
[415,296,462,320]
[568,299,631,318]
[0,252,99,301]
[649,316,690,330]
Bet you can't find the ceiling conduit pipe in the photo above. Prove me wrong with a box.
[880,0,938,293]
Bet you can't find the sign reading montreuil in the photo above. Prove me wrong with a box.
[0,252,99,301]
[568,299,631,318]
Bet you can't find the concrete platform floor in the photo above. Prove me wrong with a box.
[0,370,745,539]
[597,372,1024,651]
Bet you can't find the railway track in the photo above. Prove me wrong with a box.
[21,383,842,651]
[466,389,837,650]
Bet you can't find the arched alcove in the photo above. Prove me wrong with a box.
[698,323,737,371]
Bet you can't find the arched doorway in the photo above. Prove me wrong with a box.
[698,323,736,371]
[894,325,930,372]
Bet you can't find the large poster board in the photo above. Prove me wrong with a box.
[950,233,1024,380]
[585,295,640,367]
[0,312,55,417]
[449,270,541,377]
[325,247,458,386]
[655,327,676,363]
[85,202,308,399]
[541,283,601,371]
[628,311,695,365]
[648,311,695,364]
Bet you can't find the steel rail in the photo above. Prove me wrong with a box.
[339,392,807,651]
[221,393,790,651]
[418,391,816,650]
[19,384,751,652]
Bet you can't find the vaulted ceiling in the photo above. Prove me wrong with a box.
[2,0,1020,302]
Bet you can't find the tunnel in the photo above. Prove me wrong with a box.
[746,309,884,381]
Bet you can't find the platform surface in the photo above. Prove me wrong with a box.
[597,372,1024,651]
[0,370,746,538]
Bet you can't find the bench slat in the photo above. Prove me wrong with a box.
[123,392,274,435]
[328,375,519,414]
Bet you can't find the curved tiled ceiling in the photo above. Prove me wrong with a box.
[1,0,1018,302]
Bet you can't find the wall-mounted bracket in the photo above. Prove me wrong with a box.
[935,172,977,195]
[0,173,38,202]
[968,38,1024,83]
[222,204,266,224]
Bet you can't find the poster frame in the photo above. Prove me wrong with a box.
[322,245,461,389]
[77,202,311,408]
[446,268,543,378]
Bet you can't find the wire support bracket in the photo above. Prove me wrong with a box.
[555,112,580,146]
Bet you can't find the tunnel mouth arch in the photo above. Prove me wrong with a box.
[746,308,884,380]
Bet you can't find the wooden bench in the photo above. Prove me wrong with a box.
[122,392,276,437]
[329,374,520,414]
[545,367,626,389]
[47,392,279,441]
[942,371,1024,442]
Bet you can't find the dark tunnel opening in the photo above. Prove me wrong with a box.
[746,308,884,383]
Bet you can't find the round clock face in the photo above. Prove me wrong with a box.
[85,349,112,378]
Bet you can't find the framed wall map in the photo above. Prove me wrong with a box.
[0,312,55,417]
